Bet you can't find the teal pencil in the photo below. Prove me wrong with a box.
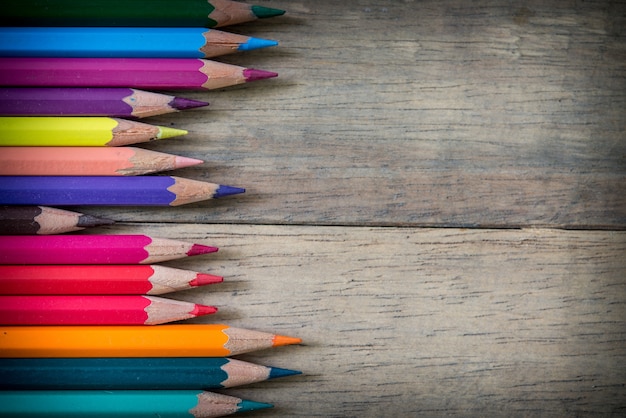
[0,390,273,417]
[0,357,301,389]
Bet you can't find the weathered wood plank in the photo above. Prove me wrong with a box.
[77,0,626,228]
[90,223,626,417]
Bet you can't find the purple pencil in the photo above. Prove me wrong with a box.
[0,176,245,206]
[0,58,277,90]
[0,88,208,118]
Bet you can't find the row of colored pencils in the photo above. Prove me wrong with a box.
[0,1,302,417]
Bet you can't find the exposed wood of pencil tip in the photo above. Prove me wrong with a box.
[144,296,216,325]
[209,0,265,27]
[124,90,208,118]
[200,60,250,90]
[192,391,271,417]
[120,148,202,175]
[220,359,275,388]
[149,265,223,294]
[201,30,251,57]
[142,237,217,264]
[223,327,302,354]
[109,118,186,146]
[167,177,222,206]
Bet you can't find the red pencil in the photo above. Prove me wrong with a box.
[0,235,218,264]
[0,295,217,325]
[0,265,223,295]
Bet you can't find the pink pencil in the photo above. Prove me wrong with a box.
[0,295,217,325]
[0,235,218,264]
[0,265,223,295]
[0,57,278,90]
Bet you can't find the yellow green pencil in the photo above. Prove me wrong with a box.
[0,116,187,146]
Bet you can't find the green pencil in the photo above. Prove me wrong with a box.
[2,0,285,28]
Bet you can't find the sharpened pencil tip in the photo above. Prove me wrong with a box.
[156,126,188,139]
[191,304,218,317]
[243,68,278,82]
[214,185,245,198]
[268,366,303,380]
[170,97,209,111]
[272,334,302,347]
[187,244,219,256]
[76,214,115,228]
[190,273,224,287]
[239,36,279,51]
[237,400,274,413]
[251,5,286,18]
[174,155,204,169]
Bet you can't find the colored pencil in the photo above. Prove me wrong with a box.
[0,27,278,58]
[0,357,301,389]
[0,176,245,206]
[0,295,217,325]
[0,324,302,357]
[0,205,114,235]
[0,147,204,176]
[0,235,218,265]
[0,265,223,295]
[0,87,209,118]
[0,390,273,418]
[2,0,286,28]
[0,116,187,147]
[0,58,278,90]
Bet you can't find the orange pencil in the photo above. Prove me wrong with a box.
[0,324,303,358]
[0,147,203,175]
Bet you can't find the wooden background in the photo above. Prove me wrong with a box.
[81,1,625,416]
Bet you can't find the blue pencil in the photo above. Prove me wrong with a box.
[0,390,273,417]
[0,176,245,206]
[0,27,278,58]
[0,357,301,389]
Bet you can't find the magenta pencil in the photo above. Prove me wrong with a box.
[0,58,277,90]
[0,235,218,265]
[0,295,217,325]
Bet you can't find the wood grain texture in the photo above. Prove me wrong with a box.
[60,1,626,416]
[89,223,626,417]
[76,0,626,228]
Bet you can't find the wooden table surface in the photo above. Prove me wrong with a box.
[81,1,625,416]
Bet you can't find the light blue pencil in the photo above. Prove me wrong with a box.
[0,390,273,417]
[0,27,277,58]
